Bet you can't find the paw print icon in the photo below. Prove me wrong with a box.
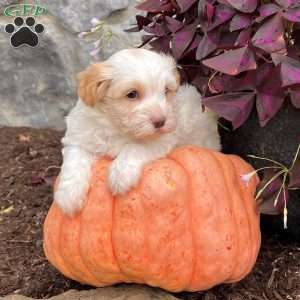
[5,17,44,48]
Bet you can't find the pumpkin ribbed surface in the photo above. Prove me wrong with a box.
[43,146,261,292]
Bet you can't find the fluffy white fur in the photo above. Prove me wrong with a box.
[55,48,221,215]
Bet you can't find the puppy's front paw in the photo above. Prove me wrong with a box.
[55,176,89,216]
[108,160,142,195]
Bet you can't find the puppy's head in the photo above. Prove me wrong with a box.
[78,48,180,139]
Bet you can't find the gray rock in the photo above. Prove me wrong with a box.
[0,0,16,9]
[1,285,178,300]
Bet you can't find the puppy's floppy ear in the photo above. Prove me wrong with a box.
[77,62,111,107]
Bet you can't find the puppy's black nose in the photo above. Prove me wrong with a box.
[153,118,166,129]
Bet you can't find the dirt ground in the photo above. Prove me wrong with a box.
[0,127,299,300]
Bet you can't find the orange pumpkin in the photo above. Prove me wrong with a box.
[43,146,261,292]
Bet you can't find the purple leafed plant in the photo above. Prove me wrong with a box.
[129,0,300,219]
[130,0,300,128]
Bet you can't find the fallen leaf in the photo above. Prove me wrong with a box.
[0,205,14,215]
[18,134,31,142]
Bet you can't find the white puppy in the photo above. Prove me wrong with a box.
[55,48,221,216]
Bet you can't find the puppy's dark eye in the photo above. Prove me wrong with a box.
[165,87,170,94]
[126,90,138,99]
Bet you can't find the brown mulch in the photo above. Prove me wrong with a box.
[0,127,299,300]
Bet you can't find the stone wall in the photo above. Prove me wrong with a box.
[0,0,141,129]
